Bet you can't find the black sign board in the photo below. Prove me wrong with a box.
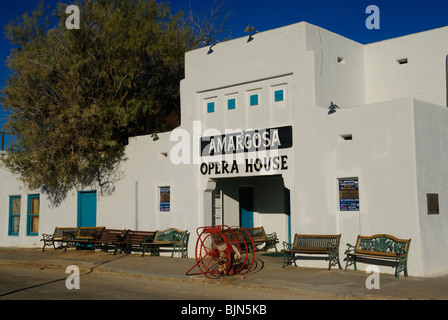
[200,126,293,157]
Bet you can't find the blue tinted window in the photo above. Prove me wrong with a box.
[207,102,215,113]
[228,98,236,110]
[274,90,284,102]
[250,94,258,106]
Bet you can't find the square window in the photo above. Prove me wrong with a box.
[250,94,259,106]
[207,102,215,113]
[274,90,284,102]
[227,98,236,110]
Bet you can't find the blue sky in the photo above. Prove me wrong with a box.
[1,0,448,141]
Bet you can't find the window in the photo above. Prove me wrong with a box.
[8,196,21,236]
[427,193,439,215]
[339,134,353,142]
[274,89,284,102]
[227,98,236,110]
[207,101,215,113]
[338,178,359,211]
[250,94,259,106]
[159,187,170,212]
[27,194,40,235]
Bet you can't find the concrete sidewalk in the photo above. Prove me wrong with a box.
[0,247,447,300]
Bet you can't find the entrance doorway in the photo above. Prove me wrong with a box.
[239,187,254,228]
[210,175,290,245]
[77,191,97,227]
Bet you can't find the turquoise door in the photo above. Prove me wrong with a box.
[239,187,254,228]
[77,191,97,227]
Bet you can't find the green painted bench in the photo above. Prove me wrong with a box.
[344,234,411,278]
[244,227,279,252]
[282,234,342,270]
[141,228,189,258]
[41,227,78,251]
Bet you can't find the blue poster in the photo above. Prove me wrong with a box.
[160,187,170,212]
[339,179,359,211]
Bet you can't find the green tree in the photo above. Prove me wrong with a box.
[1,0,230,205]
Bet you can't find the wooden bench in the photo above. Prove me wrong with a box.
[89,228,128,252]
[282,234,342,270]
[344,234,411,278]
[114,229,155,255]
[41,227,78,251]
[142,228,189,258]
[244,227,279,252]
[71,226,106,250]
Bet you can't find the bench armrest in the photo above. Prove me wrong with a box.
[345,243,356,253]
[282,241,293,251]
[41,233,53,241]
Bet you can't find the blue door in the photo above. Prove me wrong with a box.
[239,187,254,228]
[77,191,97,227]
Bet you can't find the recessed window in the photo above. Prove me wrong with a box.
[9,196,21,236]
[274,90,284,102]
[339,134,353,142]
[250,94,259,106]
[27,194,40,236]
[397,58,408,65]
[427,193,439,215]
[207,102,215,113]
[227,98,236,110]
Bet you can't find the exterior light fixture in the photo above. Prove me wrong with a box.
[244,24,258,33]
[151,132,159,141]
[244,24,259,42]
[328,101,340,114]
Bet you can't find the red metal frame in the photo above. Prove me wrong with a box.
[186,225,255,278]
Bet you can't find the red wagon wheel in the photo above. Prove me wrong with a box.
[224,227,256,275]
[186,225,256,279]
[195,226,233,278]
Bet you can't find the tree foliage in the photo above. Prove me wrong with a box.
[1,0,230,204]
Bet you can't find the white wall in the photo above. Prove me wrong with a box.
[413,99,448,275]
[365,26,448,107]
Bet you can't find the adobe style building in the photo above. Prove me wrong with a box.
[1,22,448,277]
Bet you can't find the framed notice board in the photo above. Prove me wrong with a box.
[339,179,359,211]
[159,187,170,212]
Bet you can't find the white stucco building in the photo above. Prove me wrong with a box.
[2,22,448,277]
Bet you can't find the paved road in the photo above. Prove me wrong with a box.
[0,264,326,301]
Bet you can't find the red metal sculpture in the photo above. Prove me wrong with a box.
[186,225,255,278]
